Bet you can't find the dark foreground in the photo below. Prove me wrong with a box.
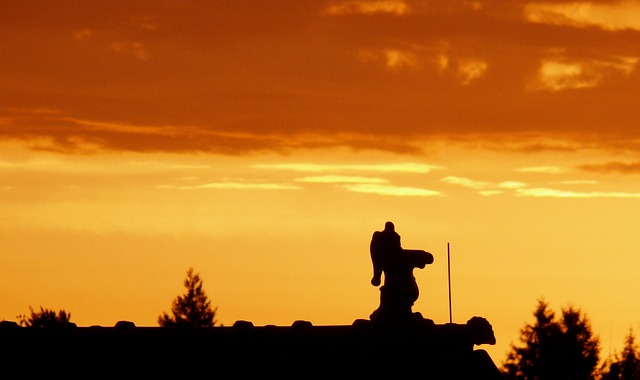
[0,317,503,379]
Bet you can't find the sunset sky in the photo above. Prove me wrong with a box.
[3,0,640,363]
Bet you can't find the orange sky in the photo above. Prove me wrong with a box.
[3,0,640,363]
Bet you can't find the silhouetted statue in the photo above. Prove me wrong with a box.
[370,221,434,324]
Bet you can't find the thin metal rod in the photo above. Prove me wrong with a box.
[447,242,452,323]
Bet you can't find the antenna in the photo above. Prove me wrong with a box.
[447,242,452,323]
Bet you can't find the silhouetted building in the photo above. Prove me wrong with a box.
[1,317,502,378]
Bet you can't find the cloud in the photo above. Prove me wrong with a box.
[358,47,489,84]
[579,160,640,174]
[525,1,640,31]
[384,49,420,69]
[442,176,489,189]
[0,112,300,155]
[442,176,526,195]
[157,182,300,191]
[497,181,527,189]
[323,1,410,16]
[457,58,489,85]
[129,161,210,171]
[74,29,93,41]
[266,164,444,196]
[4,1,640,156]
[555,180,598,185]
[254,163,442,173]
[296,175,387,184]
[532,57,638,92]
[516,166,564,174]
[110,41,150,61]
[256,163,443,196]
[516,187,640,198]
[537,60,600,91]
[357,47,426,72]
[343,183,442,197]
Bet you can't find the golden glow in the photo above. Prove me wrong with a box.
[4,1,640,365]
[3,144,640,362]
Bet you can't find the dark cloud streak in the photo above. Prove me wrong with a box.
[579,161,640,174]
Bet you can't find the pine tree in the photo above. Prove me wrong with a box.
[501,298,600,380]
[158,268,218,327]
[601,329,640,380]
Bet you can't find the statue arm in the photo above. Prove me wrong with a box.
[418,251,434,268]
[403,249,434,268]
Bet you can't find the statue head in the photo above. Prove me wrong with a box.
[384,221,395,231]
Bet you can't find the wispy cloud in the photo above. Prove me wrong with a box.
[517,166,564,174]
[259,162,442,196]
[497,181,527,189]
[457,58,489,85]
[254,163,442,173]
[442,176,526,196]
[555,180,598,185]
[343,183,441,197]
[525,1,640,31]
[532,57,638,92]
[157,182,300,191]
[358,47,490,85]
[579,161,640,174]
[0,112,295,154]
[73,29,93,41]
[383,49,420,70]
[110,41,150,61]
[128,161,210,170]
[323,0,410,16]
[442,176,489,189]
[296,175,387,184]
[516,187,640,198]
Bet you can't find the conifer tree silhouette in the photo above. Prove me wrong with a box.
[502,298,600,380]
[600,329,640,380]
[158,268,218,327]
